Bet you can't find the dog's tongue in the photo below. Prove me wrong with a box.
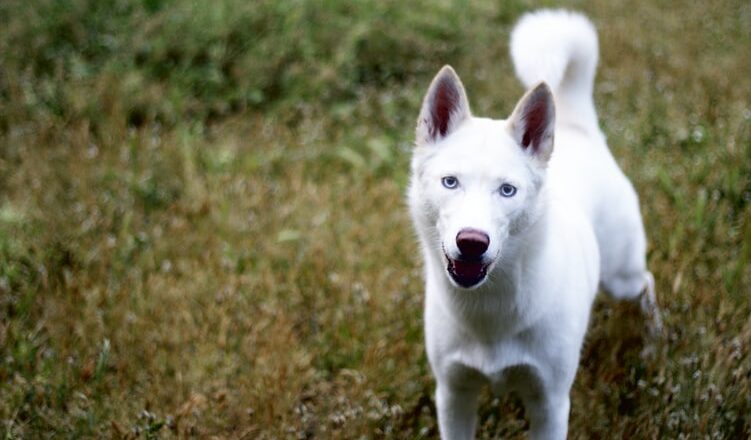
[448,258,487,288]
[452,260,485,278]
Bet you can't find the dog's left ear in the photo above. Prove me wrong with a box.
[508,82,555,163]
[416,65,471,145]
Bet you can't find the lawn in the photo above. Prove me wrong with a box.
[1,0,750,438]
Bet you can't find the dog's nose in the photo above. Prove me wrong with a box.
[456,229,490,259]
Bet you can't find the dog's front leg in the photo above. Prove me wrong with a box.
[524,391,570,440]
[435,382,481,440]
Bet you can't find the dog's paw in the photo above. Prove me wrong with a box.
[640,271,664,339]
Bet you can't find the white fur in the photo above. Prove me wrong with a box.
[408,9,661,439]
[511,9,599,131]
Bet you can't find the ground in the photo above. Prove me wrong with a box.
[1,0,750,438]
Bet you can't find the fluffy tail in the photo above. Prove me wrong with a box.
[510,10,599,130]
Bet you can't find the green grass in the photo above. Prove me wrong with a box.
[1,0,750,438]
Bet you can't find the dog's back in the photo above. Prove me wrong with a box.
[511,10,654,303]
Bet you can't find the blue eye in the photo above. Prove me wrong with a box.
[442,176,459,189]
[500,183,517,197]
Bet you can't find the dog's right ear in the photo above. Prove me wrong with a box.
[507,82,555,163]
[416,65,471,145]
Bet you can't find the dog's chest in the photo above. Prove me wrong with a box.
[451,332,547,393]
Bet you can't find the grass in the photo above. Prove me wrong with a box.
[1,0,750,438]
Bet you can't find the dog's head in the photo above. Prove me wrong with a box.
[409,66,555,289]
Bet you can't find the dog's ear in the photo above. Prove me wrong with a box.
[508,82,555,163]
[416,65,471,145]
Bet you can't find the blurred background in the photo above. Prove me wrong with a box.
[1,0,749,438]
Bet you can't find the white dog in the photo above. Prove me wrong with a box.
[408,10,662,439]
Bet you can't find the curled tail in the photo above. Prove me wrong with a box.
[510,9,599,130]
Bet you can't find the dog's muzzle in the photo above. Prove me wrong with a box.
[446,228,491,288]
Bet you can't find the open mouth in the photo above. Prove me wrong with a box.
[446,255,490,288]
